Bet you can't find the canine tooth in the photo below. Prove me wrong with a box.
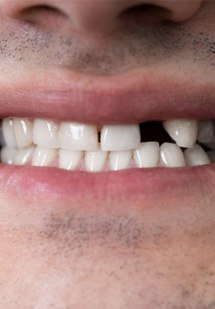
[101,124,140,151]
[14,147,34,165]
[2,119,17,148]
[13,118,33,149]
[109,150,132,171]
[32,147,56,167]
[207,151,215,163]
[1,147,17,164]
[59,150,83,170]
[59,122,98,151]
[85,149,108,172]
[163,119,198,148]
[33,119,59,149]
[184,144,210,166]
[133,142,159,168]
[197,120,214,143]
[160,143,186,167]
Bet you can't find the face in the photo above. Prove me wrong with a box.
[0,0,214,307]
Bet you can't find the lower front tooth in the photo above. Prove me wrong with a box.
[14,147,34,165]
[85,149,108,172]
[1,147,17,165]
[197,120,214,144]
[133,142,159,168]
[184,144,210,166]
[109,150,132,171]
[32,147,57,167]
[160,143,186,167]
[207,151,215,163]
[59,149,83,170]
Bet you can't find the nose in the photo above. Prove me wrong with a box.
[4,0,203,38]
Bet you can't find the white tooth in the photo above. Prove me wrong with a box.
[109,150,132,171]
[160,143,186,167]
[32,147,56,167]
[13,118,33,149]
[133,142,159,168]
[163,119,198,148]
[197,120,214,143]
[184,144,210,166]
[59,150,83,170]
[101,124,140,151]
[85,149,108,172]
[33,119,59,149]
[2,119,17,148]
[207,151,215,163]
[59,122,98,151]
[1,147,17,165]
[14,147,34,165]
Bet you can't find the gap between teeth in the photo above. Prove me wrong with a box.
[0,118,214,172]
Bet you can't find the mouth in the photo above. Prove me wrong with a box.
[0,69,214,206]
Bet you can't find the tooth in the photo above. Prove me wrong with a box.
[32,147,57,167]
[101,124,140,151]
[184,144,210,166]
[85,148,108,172]
[205,134,215,150]
[2,119,17,148]
[207,151,215,163]
[133,142,159,168]
[33,119,59,149]
[14,147,34,165]
[13,118,33,149]
[59,149,83,170]
[163,119,198,148]
[109,150,132,171]
[1,147,17,165]
[59,122,98,151]
[160,143,186,167]
[197,120,214,143]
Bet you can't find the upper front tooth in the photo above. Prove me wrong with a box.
[59,122,98,151]
[13,118,33,149]
[197,120,214,143]
[163,119,198,148]
[160,142,186,167]
[33,119,59,149]
[101,124,140,151]
[2,119,17,148]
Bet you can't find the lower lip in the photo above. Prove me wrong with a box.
[0,164,214,208]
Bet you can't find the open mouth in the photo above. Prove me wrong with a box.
[0,69,214,204]
[1,118,215,171]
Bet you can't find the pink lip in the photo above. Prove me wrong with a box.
[0,68,214,208]
[0,68,214,123]
[1,164,215,207]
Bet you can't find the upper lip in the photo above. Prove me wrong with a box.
[0,67,214,124]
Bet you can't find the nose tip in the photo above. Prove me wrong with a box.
[3,0,203,38]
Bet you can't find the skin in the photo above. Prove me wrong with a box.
[0,0,214,308]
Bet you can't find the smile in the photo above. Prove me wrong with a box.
[1,117,215,172]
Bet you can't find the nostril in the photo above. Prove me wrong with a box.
[18,4,68,28]
[120,4,171,25]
